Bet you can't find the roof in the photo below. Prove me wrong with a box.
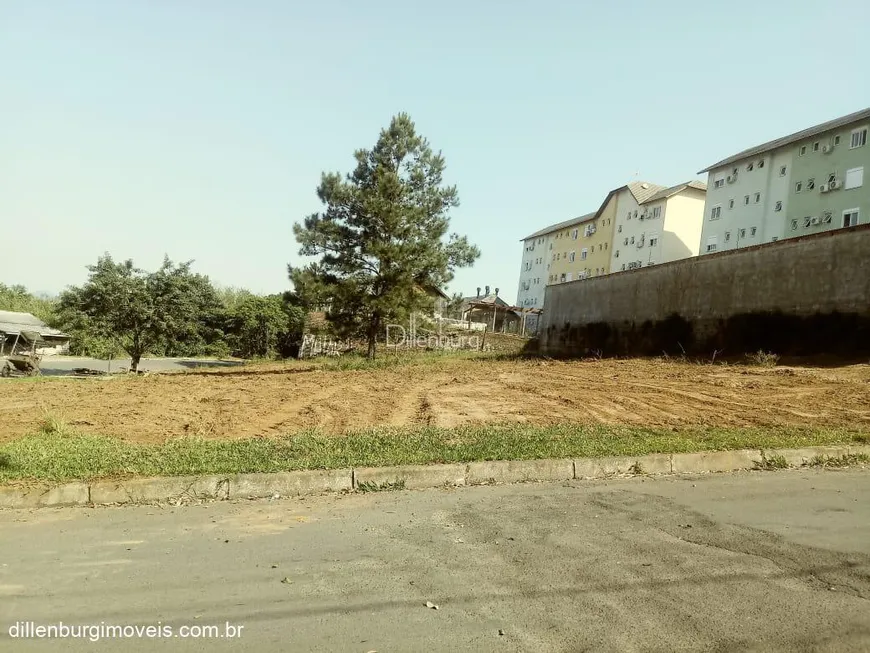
[642,180,707,204]
[590,180,669,221]
[520,211,597,242]
[462,295,510,306]
[0,311,69,339]
[698,107,870,174]
[626,181,668,204]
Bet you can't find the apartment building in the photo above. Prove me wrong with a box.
[607,181,707,272]
[699,107,869,254]
[516,211,599,308]
[516,228,550,309]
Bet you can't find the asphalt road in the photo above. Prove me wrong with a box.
[36,357,243,376]
[1,469,869,652]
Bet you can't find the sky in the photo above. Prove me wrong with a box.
[2,0,868,301]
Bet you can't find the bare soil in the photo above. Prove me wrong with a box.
[1,358,869,443]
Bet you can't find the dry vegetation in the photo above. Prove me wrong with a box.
[2,355,869,444]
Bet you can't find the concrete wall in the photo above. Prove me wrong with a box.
[539,224,870,357]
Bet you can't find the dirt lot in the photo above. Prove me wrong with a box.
[1,357,869,443]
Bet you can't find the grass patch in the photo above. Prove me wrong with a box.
[1,423,867,484]
[806,453,870,469]
[753,452,790,471]
[356,479,406,493]
[745,350,780,367]
[853,433,870,445]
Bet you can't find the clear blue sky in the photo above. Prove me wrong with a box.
[2,0,868,300]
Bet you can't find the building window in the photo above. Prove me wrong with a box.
[714,179,724,189]
[845,167,864,190]
[850,127,868,149]
[775,201,783,212]
[772,237,779,242]
[569,251,576,262]
[758,159,765,168]
[580,248,588,260]
[744,195,750,205]
[566,272,573,282]
[604,242,608,250]
[618,225,622,233]
[795,181,803,193]
[739,228,746,238]
[630,236,635,244]
[813,141,820,152]
[634,210,638,218]
[649,234,658,247]
[705,237,718,253]
[754,192,761,203]
[652,207,661,218]
[571,228,579,239]
[843,209,860,227]
[750,227,757,237]
[621,264,626,271]
[779,165,787,176]
[710,205,722,220]
[799,145,807,156]
[615,250,620,258]
[807,178,815,190]
[834,135,841,146]
[728,199,735,209]
[791,219,798,230]
[747,162,754,171]
[724,231,731,242]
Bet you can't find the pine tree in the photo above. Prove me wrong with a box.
[290,114,480,358]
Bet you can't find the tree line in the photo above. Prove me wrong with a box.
[1,264,305,371]
[3,112,480,366]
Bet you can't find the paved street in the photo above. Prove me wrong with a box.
[36,357,243,376]
[1,469,869,652]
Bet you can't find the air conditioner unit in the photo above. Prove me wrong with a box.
[822,144,834,154]
[828,179,840,190]
[822,212,833,224]
[819,183,830,193]
[810,217,821,226]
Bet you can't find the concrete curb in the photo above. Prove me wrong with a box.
[1,444,868,510]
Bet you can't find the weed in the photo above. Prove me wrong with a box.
[356,479,406,493]
[807,453,870,468]
[852,433,870,445]
[745,350,780,367]
[753,452,790,471]
[628,461,644,475]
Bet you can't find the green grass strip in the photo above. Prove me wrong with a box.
[1,420,867,484]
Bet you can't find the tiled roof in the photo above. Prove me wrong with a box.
[0,311,68,339]
[698,107,870,174]
[626,181,668,204]
[642,180,707,204]
[462,295,509,306]
[520,211,597,241]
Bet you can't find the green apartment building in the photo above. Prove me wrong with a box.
[699,108,868,254]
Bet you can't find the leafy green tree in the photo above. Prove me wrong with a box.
[224,294,304,359]
[58,254,224,372]
[290,113,480,358]
[0,284,58,324]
